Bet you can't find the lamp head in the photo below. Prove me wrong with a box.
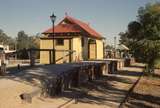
[50,12,56,23]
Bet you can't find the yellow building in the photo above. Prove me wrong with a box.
[40,15,105,64]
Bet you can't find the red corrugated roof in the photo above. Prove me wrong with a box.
[43,16,102,39]
[43,24,80,33]
[65,16,102,38]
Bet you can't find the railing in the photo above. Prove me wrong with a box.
[7,48,78,66]
[55,50,76,63]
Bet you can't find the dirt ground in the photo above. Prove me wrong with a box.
[123,70,160,108]
[0,78,72,108]
[0,63,145,108]
[67,63,144,108]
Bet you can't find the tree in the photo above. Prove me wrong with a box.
[119,32,130,45]
[16,31,40,59]
[0,29,15,49]
[17,31,29,50]
[119,2,160,73]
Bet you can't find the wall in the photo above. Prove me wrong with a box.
[72,37,104,61]
[96,39,104,59]
[40,38,70,64]
[55,39,70,64]
[72,37,82,61]
[40,39,53,64]
[82,37,89,60]
[40,36,104,64]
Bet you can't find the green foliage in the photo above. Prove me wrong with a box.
[16,31,40,59]
[17,31,29,50]
[0,29,40,59]
[119,2,160,73]
[154,57,160,69]
[105,45,114,50]
[0,29,15,49]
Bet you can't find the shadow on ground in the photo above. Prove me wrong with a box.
[117,70,143,77]
[124,69,160,108]
[4,63,145,107]
[60,80,127,107]
[125,92,160,108]
[59,65,144,107]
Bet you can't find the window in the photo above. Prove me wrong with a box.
[56,39,64,45]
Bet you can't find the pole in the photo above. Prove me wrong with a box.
[114,36,117,58]
[15,38,17,59]
[50,12,56,64]
[52,21,55,64]
[114,36,116,49]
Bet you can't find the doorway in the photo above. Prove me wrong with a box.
[88,39,97,59]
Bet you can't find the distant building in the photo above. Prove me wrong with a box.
[0,45,16,65]
[40,15,105,64]
[117,44,130,58]
[0,45,15,54]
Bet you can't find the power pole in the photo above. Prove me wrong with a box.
[114,36,117,50]
[114,36,117,58]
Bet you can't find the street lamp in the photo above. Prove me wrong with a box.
[50,12,56,64]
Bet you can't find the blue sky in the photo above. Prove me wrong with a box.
[0,0,159,45]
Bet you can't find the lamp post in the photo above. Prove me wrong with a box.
[114,36,117,58]
[50,12,56,64]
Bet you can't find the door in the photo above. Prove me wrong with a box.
[89,43,96,59]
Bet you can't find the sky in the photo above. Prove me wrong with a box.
[0,0,159,45]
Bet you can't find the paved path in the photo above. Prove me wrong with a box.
[67,63,144,108]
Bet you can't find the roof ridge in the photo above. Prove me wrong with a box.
[43,15,103,39]
[64,16,102,38]
[65,16,89,26]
